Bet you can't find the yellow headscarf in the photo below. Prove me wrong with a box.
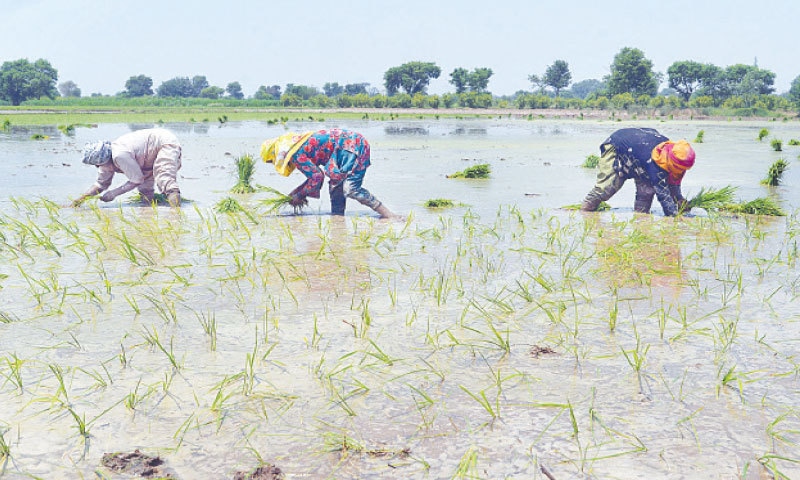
[260,131,314,176]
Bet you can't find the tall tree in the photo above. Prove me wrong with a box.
[254,85,281,100]
[0,58,58,105]
[200,86,224,99]
[467,68,493,93]
[384,61,441,95]
[226,81,243,99]
[191,75,209,97]
[449,67,470,94]
[157,77,194,97]
[606,47,659,97]
[124,75,154,97]
[323,82,344,97]
[284,84,319,99]
[344,83,369,95]
[667,61,716,101]
[58,80,81,98]
[789,75,800,106]
[543,60,571,96]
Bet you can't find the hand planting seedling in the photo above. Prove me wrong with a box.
[259,186,306,215]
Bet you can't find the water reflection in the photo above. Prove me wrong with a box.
[384,125,429,136]
[450,127,487,136]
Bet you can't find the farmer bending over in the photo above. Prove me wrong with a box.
[581,127,696,216]
[260,128,398,219]
[73,128,183,207]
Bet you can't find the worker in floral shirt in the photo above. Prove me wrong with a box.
[260,128,398,218]
[580,127,696,216]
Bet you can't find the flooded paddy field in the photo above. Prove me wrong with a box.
[0,118,799,478]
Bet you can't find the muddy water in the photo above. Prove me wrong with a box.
[0,118,799,479]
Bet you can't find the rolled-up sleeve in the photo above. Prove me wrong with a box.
[94,163,116,191]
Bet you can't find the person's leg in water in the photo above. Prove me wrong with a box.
[581,145,625,211]
[329,181,346,215]
[154,144,182,207]
[633,178,655,213]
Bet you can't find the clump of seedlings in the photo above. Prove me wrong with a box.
[758,128,769,141]
[770,138,783,152]
[424,198,456,208]
[694,130,705,143]
[447,163,490,179]
[720,197,785,216]
[761,159,789,186]
[231,153,256,194]
[582,154,600,168]
[562,202,611,211]
[260,186,306,214]
[216,196,245,213]
[788,139,800,146]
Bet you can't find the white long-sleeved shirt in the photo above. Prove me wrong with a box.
[94,128,180,190]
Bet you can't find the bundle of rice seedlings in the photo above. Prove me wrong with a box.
[260,186,306,215]
[685,185,738,212]
[447,163,490,179]
[720,197,786,216]
[581,154,600,168]
[424,198,455,208]
[562,201,611,211]
[216,196,258,222]
[230,153,256,194]
[761,159,789,186]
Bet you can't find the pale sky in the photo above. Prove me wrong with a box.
[2,0,798,97]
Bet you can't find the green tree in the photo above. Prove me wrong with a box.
[0,58,58,105]
[344,83,369,95]
[667,60,718,101]
[157,77,194,97]
[323,82,344,97]
[570,79,604,99]
[284,84,319,100]
[254,85,281,100]
[449,67,470,94]
[543,60,571,96]
[606,47,659,97]
[58,80,81,98]
[383,61,441,95]
[527,74,544,93]
[124,74,153,97]
[226,81,243,99]
[200,86,224,99]
[191,75,209,97]
[789,75,800,107]
[467,68,493,93]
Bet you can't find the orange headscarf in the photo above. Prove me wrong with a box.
[652,140,695,185]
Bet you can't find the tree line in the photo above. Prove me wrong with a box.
[3,48,800,113]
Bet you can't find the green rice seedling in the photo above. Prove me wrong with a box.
[141,326,182,371]
[30,133,49,140]
[0,427,10,463]
[447,163,490,179]
[423,198,455,208]
[762,158,789,186]
[758,128,769,141]
[1,119,10,131]
[720,197,786,216]
[582,154,600,168]
[259,186,306,214]
[124,378,143,411]
[788,138,800,146]
[694,130,705,143]
[459,384,498,419]
[771,138,783,152]
[57,124,76,135]
[620,326,650,396]
[0,310,19,324]
[230,153,256,194]
[49,364,70,403]
[195,310,217,351]
[4,353,24,392]
[684,185,738,212]
[452,446,479,479]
